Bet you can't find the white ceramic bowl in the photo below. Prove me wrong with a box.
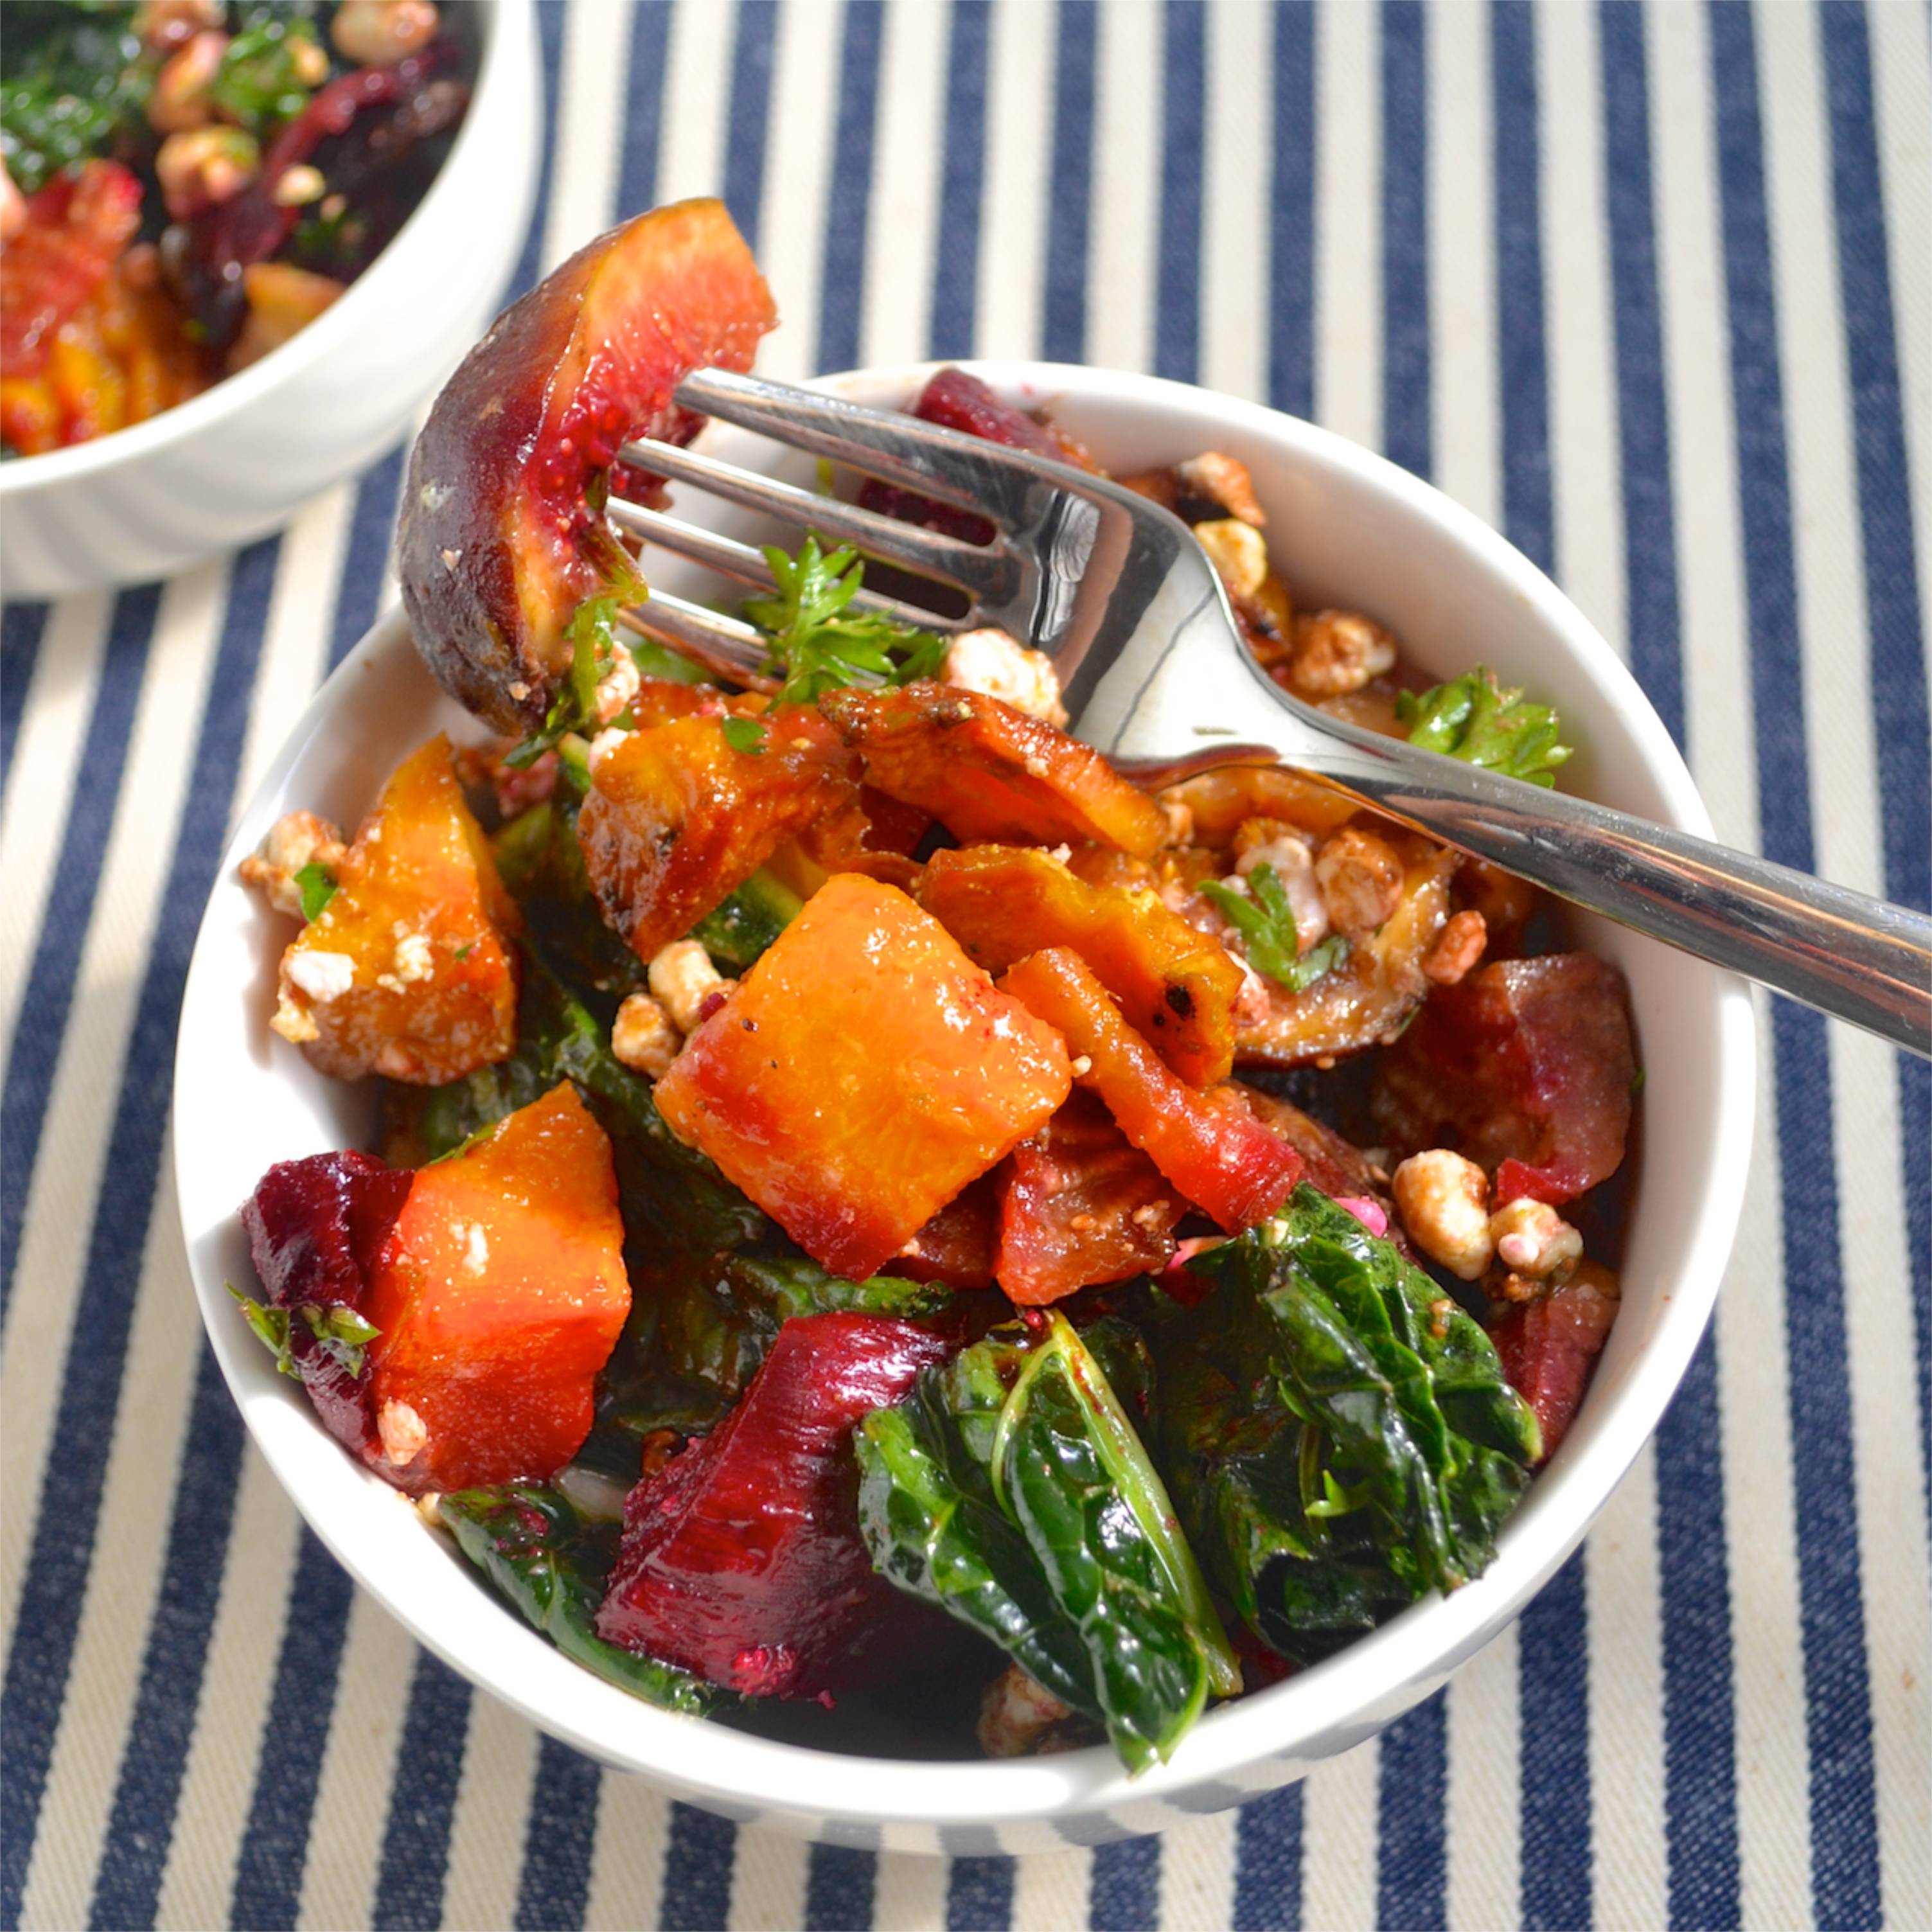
[0,0,539,601]
[174,361,1754,1853]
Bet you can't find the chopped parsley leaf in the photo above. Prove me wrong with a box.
[1396,666,1572,786]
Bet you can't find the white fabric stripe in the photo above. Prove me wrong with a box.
[581,1771,673,1931]
[1085,0,1161,377]
[1313,0,1379,448]
[1009,1843,1090,1929]
[0,590,109,1069]
[1157,1811,1237,1930]
[1536,0,1627,657]
[1866,0,1932,659]
[1583,1448,1669,1932]
[1444,1625,1521,1932]
[151,1452,303,1932]
[653,0,736,209]
[725,1827,810,1930]
[295,1589,425,1931]
[540,0,637,275]
[1297,1735,1378,1931]
[439,1694,543,1929]
[0,562,224,1659]
[1755,12,1932,1925]
[1200,0,1270,403]
[858,0,948,371]
[1645,6,1812,1925]
[870,1847,949,1929]
[975,0,1053,362]
[1427,0,1501,528]
[747,0,841,383]
[15,1131,216,1929]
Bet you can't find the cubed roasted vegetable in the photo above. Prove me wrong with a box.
[995,1091,1181,1304]
[596,1311,957,1699]
[576,709,858,964]
[1371,953,1636,1203]
[362,1083,631,1491]
[820,682,1165,858]
[998,948,1302,1230]
[1486,1264,1620,1461]
[654,874,1072,1281]
[919,844,1243,1086]
[271,736,520,1084]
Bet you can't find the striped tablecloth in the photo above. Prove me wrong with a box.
[3,3,1926,1926]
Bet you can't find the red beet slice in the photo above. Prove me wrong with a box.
[1371,953,1636,1205]
[1489,1269,1620,1462]
[596,1312,954,1700]
[240,1152,412,1457]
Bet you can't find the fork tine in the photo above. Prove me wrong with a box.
[606,495,971,634]
[618,438,1015,603]
[617,592,768,684]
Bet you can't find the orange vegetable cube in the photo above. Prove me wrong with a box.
[363,1083,631,1491]
[576,709,858,962]
[272,736,520,1084]
[919,844,1243,1085]
[999,948,1302,1231]
[820,681,1165,857]
[655,873,1072,1280]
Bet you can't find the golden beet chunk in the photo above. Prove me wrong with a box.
[654,874,1072,1280]
[919,844,1243,1086]
[271,736,519,1084]
[820,681,1164,857]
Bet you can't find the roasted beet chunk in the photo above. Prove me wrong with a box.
[1371,953,1636,1205]
[1488,1266,1620,1462]
[596,1312,955,1700]
[240,1152,412,1455]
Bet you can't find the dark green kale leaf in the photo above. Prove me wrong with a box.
[1198,863,1351,993]
[439,1485,720,1715]
[209,14,321,134]
[1396,666,1572,787]
[745,534,949,708]
[856,1311,1239,1773]
[0,4,151,193]
[688,867,802,970]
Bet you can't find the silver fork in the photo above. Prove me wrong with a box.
[609,366,1932,1059]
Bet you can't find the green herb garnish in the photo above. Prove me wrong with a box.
[1199,863,1351,992]
[294,863,337,923]
[209,15,321,134]
[1397,667,1572,786]
[228,1282,299,1378]
[504,596,624,770]
[720,714,767,756]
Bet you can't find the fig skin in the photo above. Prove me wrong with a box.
[397,199,777,733]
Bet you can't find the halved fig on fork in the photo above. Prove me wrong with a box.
[397,199,777,733]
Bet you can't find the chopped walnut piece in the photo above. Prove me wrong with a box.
[1489,1198,1583,1279]
[1422,908,1489,984]
[648,939,728,1035]
[1392,1149,1494,1281]
[977,1663,1076,1759]
[1193,518,1270,601]
[1315,825,1405,939]
[1286,610,1399,698]
[1177,451,1266,527]
[612,989,681,1078]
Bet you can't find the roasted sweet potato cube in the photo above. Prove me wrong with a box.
[999,948,1301,1231]
[576,709,858,962]
[919,844,1243,1085]
[654,874,1072,1279]
[272,736,520,1084]
[363,1083,630,1491]
[820,681,1164,857]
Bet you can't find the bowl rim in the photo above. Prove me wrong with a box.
[0,0,531,497]
[174,357,1756,1826]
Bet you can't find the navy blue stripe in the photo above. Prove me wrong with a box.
[1377,1693,1447,1931]
[371,1653,473,1930]
[506,0,569,305]
[928,1,992,361]
[1154,0,1205,384]
[1816,0,1932,1511]
[1089,1835,1160,1931]
[1706,5,1880,1922]
[1492,0,1554,576]
[945,1854,1015,1932]
[1381,0,1430,479]
[0,538,272,1932]
[1598,0,1686,746]
[514,1739,599,1932]
[1041,0,1096,364]
[660,1801,736,1931]
[88,1347,247,1929]
[0,600,46,803]
[0,584,156,1329]
[617,0,675,217]
[1232,1781,1300,1931]
[1654,1333,1742,1929]
[723,0,779,256]
[804,1843,876,1932]
[229,1527,359,1931]
[1516,1553,1593,1931]
[816,0,887,375]
[1266,0,1316,421]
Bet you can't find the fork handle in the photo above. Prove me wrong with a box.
[1245,704,1932,1057]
